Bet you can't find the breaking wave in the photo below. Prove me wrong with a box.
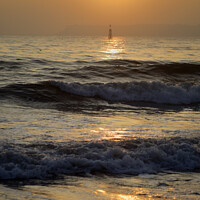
[1,81,200,105]
[0,137,199,180]
[50,81,200,105]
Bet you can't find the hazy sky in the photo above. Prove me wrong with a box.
[0,0,200,34]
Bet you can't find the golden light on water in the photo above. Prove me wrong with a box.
[95,189,149,200]
[96,189,106,194]
[101,37,125,59]
[118,194,139,200]
[91,127,127,140]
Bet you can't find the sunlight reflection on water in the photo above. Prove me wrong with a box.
[101,37,125,59]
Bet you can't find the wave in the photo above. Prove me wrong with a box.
[1,58,199,75]
[0,58,199,87]
[92,60,200,74]
[50,81,200,105]
[1,81,200,105]
[0,137,199,179]
[0,60,25,70]
[75,61,200,81]
[0,58,72,70]
[150,62,200,75]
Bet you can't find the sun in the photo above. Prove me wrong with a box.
[92,0,130,9]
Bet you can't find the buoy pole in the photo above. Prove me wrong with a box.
[108,25,112,39]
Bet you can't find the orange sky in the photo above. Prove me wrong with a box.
[0,0,199,34]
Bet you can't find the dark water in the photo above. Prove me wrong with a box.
[0,36,200,199]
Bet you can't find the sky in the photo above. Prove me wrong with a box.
[0,0,200,34]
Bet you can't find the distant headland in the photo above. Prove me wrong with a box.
[58,24,200,37]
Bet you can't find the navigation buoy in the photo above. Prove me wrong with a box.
[108,25,113,40]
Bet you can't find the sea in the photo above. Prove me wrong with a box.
[0,35,200,200]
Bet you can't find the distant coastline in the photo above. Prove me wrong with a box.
[0,24,200,37]
[58,24,200,37]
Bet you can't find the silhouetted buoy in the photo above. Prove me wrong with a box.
[108,25,113,40]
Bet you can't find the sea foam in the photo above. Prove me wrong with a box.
[0,137,199,179]
[50,81,200,105]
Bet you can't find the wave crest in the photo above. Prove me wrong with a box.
[50,81,200,105]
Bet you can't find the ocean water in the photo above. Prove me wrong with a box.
[0,35,200,199]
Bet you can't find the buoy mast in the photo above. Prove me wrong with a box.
[108,25,112,39]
